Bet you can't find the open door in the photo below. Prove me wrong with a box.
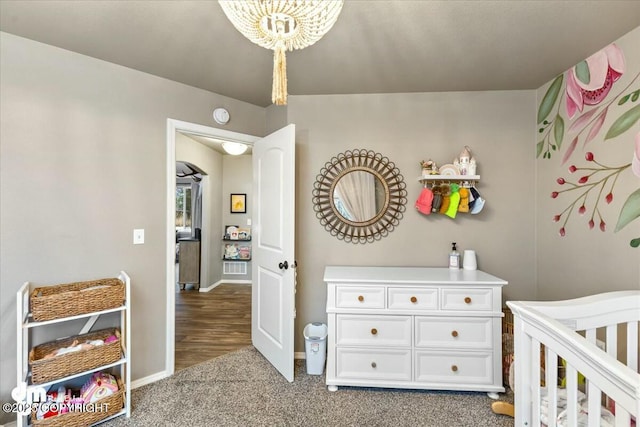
[251,124,296,382]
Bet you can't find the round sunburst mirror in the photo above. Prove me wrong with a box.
[312,149,407,243]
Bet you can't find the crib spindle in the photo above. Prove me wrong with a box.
[566,364,579,427]
[614,408,631,427]
[532,338,542,427]
[587,381,602,427]
[628,321,638,372]
[513,316,532,427]
[606,324,618,359]
[546,346,559,426]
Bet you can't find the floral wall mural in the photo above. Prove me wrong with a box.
[537,39,640,249]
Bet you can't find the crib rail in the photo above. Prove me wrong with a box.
[508,290,640,427]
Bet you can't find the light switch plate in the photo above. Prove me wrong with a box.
[133,229,145,244]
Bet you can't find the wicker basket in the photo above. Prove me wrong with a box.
[29,329,122,385]
[502,306,548,388]
[30,278,125,322]
[501,306,514,388]
[31,378,124,427]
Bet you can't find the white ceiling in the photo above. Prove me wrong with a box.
[1,1,639,107]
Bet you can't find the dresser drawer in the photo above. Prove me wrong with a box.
[337,348,411,381]
[415,350,493,384]
[336,286,385,309]
[336,315,412,347]
[441,288,493,311]
[388,287,438,310]
[415,317,492,349]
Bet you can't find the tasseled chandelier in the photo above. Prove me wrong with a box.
[218,0,344,105]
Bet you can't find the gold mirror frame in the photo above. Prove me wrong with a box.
[312,149,407,243]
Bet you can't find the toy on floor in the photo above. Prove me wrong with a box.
[491,360,515,417]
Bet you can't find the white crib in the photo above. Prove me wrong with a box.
[507,290,640,427]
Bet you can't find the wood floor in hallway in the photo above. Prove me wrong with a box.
[175,283,251,371]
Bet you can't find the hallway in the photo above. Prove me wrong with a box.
[175,283,251,371]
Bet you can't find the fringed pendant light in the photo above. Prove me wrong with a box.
[219,0,344,105]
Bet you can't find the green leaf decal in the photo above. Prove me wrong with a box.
[631,238,640,248]
[614,188,640,232]
[537,75,563,124]
[575,61,590,85]
[632,90,640,102]
[536,141,544,158]
[553,115,564,149]
[618,94,630,105]
[605,105,640,140]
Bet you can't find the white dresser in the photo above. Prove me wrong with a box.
[324,266,508,395]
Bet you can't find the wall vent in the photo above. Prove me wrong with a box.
[223,261,247,275]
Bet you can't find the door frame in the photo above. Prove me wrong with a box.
[165,118,259,376]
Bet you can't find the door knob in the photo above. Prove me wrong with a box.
[278,261,289,270]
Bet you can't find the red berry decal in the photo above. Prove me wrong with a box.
[606,193,613,204]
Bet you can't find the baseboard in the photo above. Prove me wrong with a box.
[221,279,252,285]
[198,280,222,292]
[199,280,251,292]
[294,351,306,360]
[130,370,170,389]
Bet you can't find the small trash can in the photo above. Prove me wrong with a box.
[303,322,328,375]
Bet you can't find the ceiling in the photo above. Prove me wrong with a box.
[1,1,639,107]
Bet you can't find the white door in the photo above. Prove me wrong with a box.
[252,124,296,382]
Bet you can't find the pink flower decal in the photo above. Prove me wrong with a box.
[633,131,640,178]
[565,44,625,119]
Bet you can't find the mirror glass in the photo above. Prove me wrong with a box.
[312,149,407,244]
[332,171,387,223]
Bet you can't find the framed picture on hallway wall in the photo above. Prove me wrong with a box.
[230,193,246,213]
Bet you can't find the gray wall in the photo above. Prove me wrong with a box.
[287,91,537,351]
[221,155,253,281]
[0,32,265,423]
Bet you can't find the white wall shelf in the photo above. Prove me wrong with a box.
[417,175,480,181]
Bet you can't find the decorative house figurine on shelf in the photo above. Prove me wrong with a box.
[454,146,475,175]
[468,156,477,176]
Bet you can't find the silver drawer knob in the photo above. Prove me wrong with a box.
[371,362,377,368]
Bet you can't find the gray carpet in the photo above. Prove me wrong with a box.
[102,346,514,426]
